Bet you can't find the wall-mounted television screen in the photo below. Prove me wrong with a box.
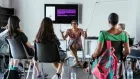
[44,4,78,24]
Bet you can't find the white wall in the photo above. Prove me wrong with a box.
[0,0,11,7]
[3,0,12,8]
[136,0,140,42]
[11,0,137,43]
[0,0,3,6]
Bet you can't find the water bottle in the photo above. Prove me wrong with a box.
[127,62,133,79]
[71,68,76,79]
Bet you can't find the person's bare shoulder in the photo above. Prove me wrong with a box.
[78,28,83,30]
[67,29,71,32]
[125,31,129,35]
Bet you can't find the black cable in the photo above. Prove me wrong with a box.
[87,0,100,29]
[99,0,128,3]
[87,0,128,29]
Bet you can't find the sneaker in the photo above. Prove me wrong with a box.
[52,74,61,79]
[71,62,79,68]
[18,62,23,68]
[30,63,34,69]
[44,73,48,78]
[37,72,42,78]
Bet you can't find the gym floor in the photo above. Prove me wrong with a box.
[31,58,93,79]
[0,58,93,79]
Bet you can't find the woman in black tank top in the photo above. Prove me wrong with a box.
[7,16,42,78]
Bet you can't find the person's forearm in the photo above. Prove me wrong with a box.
[84,32,87,38]
[124,50,130,57]
[92,53,98,58]
[124,46,130,57]
[92,51,100,58]
[92,48,102,59]
[31,46,35,52]
[61,33,66,40]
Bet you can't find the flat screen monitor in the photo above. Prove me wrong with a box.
[44,4,78,24]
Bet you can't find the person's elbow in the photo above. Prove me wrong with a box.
[124,43,130,56]
[84,35,87,38]
[127,49,130,55]
[125,48,130,56]
[83,34,87,38]
[62,37,66,40]
[93,49,102,57]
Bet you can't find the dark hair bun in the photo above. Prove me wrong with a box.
[108,13,119,26]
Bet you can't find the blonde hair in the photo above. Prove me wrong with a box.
[119,23,125,30]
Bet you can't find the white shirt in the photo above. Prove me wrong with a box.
[0,29,8,37]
